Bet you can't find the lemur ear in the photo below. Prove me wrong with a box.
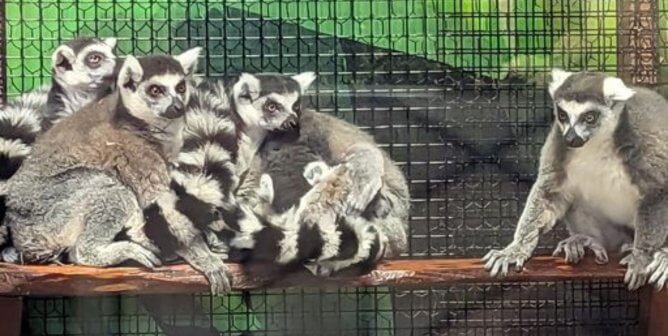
[603,77,635,102]
[292,71,316,94]
[117,55,143,91]
[258,174,275,203]
[52,45,76,73]
[102,37,117,49]
[174,47,202,77]
[548,68,573,97]
[232,73,260,102]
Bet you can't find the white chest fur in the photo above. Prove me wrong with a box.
[563,138,640,227]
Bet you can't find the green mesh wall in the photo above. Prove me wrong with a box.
[4,0,666,334]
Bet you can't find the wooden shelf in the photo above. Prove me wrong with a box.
[0,256,626,296]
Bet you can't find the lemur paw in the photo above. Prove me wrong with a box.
[303,161,331,186]
[367,195,392,219]
[482,243,531,277]
[129,244,163,269]
[304,262,336,277]
[621,250,652,290]
[205,231,229,259]
[345,175,382,216]
[647,249,668,291]
[205,264,233,295]
[1,247,21,264]
[552,234,608,265]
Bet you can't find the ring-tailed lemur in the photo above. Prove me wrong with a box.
[140,72,317,265]
[234,160,389,275]
[44,37,119,126]
[1,49,201,272]
[143,71,400,278]
[0,37,118,255]
[215,75,410,276]
[483,69,668,291]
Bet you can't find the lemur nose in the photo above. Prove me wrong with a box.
[564,128,585,148]
[164,100,185,119]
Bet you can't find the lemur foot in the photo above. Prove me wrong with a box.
[303,161,331,186]
[304,262,335,277]
[647,248,668,290]
[620,243,634,255]
[1,247,21,263]
[205,231,229,259]
[552,234,608,265]
[483,243,532,277]
[621,249,652,290]
[205,264,233,295]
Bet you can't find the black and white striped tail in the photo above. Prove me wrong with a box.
[0,86,49,180]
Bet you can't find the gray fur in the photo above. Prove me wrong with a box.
[484,69,668,291]
[0,38,118,254]
[2,51,202,273]
[246,107,411,269]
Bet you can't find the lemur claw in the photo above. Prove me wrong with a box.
[483,244,530,277]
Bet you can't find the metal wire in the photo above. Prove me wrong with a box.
[3,0,662,334]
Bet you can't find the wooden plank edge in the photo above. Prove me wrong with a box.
[0,297,22,336]
[0,256,626,296]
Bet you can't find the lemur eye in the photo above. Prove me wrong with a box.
[148,85,164,97]
[87,53,103,65]
[264,101,280,114]
[583,111,599,124]
[557,108,568,122]
[176,82,187,94]
[292,102,301,113]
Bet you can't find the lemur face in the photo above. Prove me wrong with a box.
[232,72,316,131]
[548,69,636,148]
[51,37,118,90]
[117,47,201,123]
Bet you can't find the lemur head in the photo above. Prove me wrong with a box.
[116,47,202,124]
[254,161,332,217]
[51,37,118,91]
[548,69,636,148]
[231,72,316,131]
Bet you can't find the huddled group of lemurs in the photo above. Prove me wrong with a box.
[0,37,667,294]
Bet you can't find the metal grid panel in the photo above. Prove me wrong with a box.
[23,281,639,336]
[2,0,661,334]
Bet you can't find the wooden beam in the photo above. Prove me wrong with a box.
[639,287,668,336]
[0,297,22,336]
[0,256,626,296]
[617,0,659,86]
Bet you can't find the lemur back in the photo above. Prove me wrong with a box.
[484,69,668,292]
[0,37,118,253]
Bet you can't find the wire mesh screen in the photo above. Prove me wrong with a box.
[4,0,665,335]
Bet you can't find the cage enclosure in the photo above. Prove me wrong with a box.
[0,0,666,335]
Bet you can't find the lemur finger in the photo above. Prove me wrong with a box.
[207,270,231,295]
[552,244,564,257]
[489,259,504,277]
[649,266,662,284]
[501,259,509,276]
[592,249,609,265]
[483,251,502,270]
[657,272,668,291]
[576,244,585,261]
[482,249,499,263]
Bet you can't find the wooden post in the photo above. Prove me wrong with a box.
[0,297,23,336]
[639,288,668,336]
[617,1,666,335]
[0,0,5,103]
[0,1,18,334]
[617,0,659,85]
